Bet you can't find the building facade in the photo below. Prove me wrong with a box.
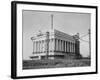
[30,29,81,60]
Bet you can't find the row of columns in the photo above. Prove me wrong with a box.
[33,39,54,53]
[55,39,75,53]
[32,38,75,53]
[33,40,45,53]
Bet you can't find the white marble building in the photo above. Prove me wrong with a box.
[30,29,81,60]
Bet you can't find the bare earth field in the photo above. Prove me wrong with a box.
[23,58,91,69]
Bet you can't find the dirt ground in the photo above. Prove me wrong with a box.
[23,58,91,69]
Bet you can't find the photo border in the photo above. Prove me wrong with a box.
[11,1,98,79]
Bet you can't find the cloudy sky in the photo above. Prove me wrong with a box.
[22,10,90,60]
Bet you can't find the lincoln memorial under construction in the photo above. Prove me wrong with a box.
[22,12,91,69]
[30,29,81,60]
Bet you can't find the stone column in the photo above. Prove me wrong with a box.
[56,39,58,51]
[65,41,66,52]
[54,38,55,51]
[59,40,61,52]
[62,40,63,52]
[50,39,52,51]
[61,40,62,52]
[55,39,57,51]
[70,42,72,53]
[54,39,56,51]
[41,41,42,53]
[33,41,34,53]
[39,41,40,53]
[51,39,53,51]
[41,40,43,53]
[64,41,65,52]
[68,42,69,53]
[36,41,37,53]
[33,41,35,53]
[43,40,45,52]
[42,40,44,52]
[52,38,54,51]
[72,43,73,53]
[71,43,73,53]
[37,41,39,53]
[67,42,68,52]
[58,39,59,51]
[73,43,75,53]
[39,41,41,53]
[38,41,39,53]
[63,41,65,52]
[73,43,74,53]
[69,42,71,53]
[49,39,51,51]
[66,41,67,52]
[40,40,42,52]
[34,41,36,53]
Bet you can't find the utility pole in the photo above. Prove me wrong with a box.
[45,32,49,59]
[51,14,53,30]
[45,14,53,59]
[88,29,91,58]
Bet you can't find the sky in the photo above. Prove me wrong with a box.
[22,10,90,60]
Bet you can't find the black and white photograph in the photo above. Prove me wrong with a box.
[23,10,91,69]
[11,1,97,79]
